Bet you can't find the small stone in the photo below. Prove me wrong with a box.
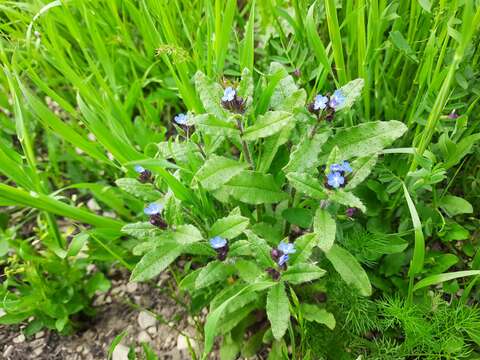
[76,345,83,352]
[35,331,45,339]
[34,347,44,356]
[137,330,151,343]
[112,344,129,360]
[13,333,26,343]
[146,326,156,335]
[126,283,138,293]
[177,334,196,350]
[3,345,14,357]
[105,296,112,304]
[138,311,157,329]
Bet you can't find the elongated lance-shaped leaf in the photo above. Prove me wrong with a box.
[209,213,249,239]
[286,172,328,200]
[403,183,425,277]
[266,282,290,340]
[345,155,378,190]
[283,131,331,174]
[314,208,336,252]
[413,271,480,292]
[130,242,183,282]
[0,184,123,230]
[329,190,366,213]
[195,155,248,191]
[243,111,293,141]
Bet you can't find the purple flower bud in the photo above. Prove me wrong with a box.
[346,207,357,217]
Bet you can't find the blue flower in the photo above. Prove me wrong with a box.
[278,241,296,255]
[327,172,345,189]
[278,254,289,266]
[134,165,145,173]
[144,203,163,215]
[330,163,343,172]
[209,236,227,249]
[222,87,236,102]
[329,89,346,110]
[340,160,352,173]
[174,113,188,125]
[313,94,329,111]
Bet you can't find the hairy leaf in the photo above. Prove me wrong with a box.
[266,282,290,340]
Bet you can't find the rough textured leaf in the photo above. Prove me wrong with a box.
[266,282,290,340]
[194,71,229,120]
[122,222,162,238]
[329,190,366,212]
[243,111,293,141]
[319,121,408,163]
[289,234,316,264]
[235,259,263,283]
[301,304,335,329]
[196,155,247,191]
[282,263,326,284]
[281,208,313,228]
[283,131,331,173]
[224,171,288,204]
[130,243,182,282]
[286,172,328,200]
[345,155,378,190]
[193,114,240,137]
[325,244,372,296]
[115,178,161,201]
[314,208,336,252]
[257,122,295,173]
[335,78,365,111]
[195,261,234,289]
[245,230,274,267]
[210,213,249,239]
[171,225,203,245]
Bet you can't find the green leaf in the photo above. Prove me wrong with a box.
[245,230,274,267]
[203,282,274,358]
[313,208,336,252]
[438,195,473,217]
[238,68,254,109]
[130,242,182,282]
[257,122,295,173]
[390,31,418,62]
[86,272,111,297]
[210,213,249,239]
[171,225,203,245]
[121,222,161,239]
[195,155,247,191]
[413,271,480,292]
[300,304,336,329]
[283,131,331,174]
[335,79,365,111]
[282,263,326,284]
[319,121,408,163]
[243,111,293,141]
[194,71,229,120]
[329,190,366,212]
[345,155,378,190]
[266,282,290,340]
[195,261,233,289]
[235,259,263,282]
[403,183,425,277]
[289,234,316,264]
[325,244,372,296]
[193,114,240,137]
[268,62,307,111]
[281,208,313,228]
[417,0,432,12]
[224,171,288,204]
[108,331,128,360]
[115,178,161,201]
[67,233,89,257]
[286,172,328,200]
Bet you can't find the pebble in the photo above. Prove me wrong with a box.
[146,326,157,335]
[112,344,130,360]
[177,334,196,350]
[126,282,138,293]
[138,311,157,329]
[3,345,14,357]
[35,331,45,339]
[13,333,25,343]
[137,330,151,343]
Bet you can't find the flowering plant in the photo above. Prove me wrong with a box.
[118,63,407,357]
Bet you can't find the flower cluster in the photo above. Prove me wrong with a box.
[326,161,352,189]
[174,113,189,126]
[209,236,229,261]
[221,87,245,114]
[134,165,152,183]
[308,89,346,121]
[144,203,167,229]
[267,241,296,280]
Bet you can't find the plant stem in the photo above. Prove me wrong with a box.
[235,115,254,169]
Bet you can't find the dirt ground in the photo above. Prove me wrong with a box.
[0,269,205,360]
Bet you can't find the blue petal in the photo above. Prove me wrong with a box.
[222,87,236,102]
[278,241,296,254]
[278,254,289,266]
[313,94,328,110]
[330,163,343,172]
[341,160,352,173]
[209,236,227,249]
[330,90,346,109]
[327,172,345,188]
[174,113,188,125]
[134,165,145,173]
[144,203,162,215]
